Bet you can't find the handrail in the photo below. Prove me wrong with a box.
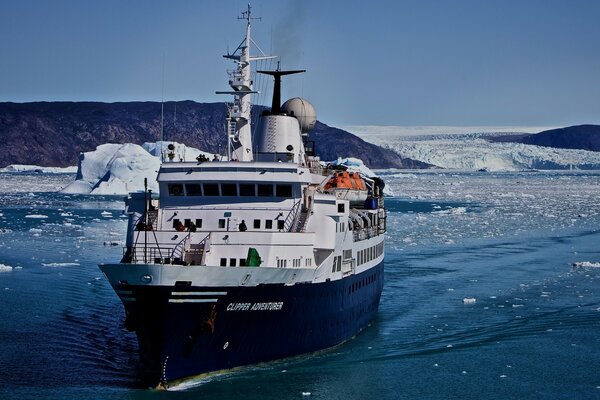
[283,200,302,232]
[170,231,191,261]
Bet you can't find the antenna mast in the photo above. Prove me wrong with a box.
[216,4,276,161]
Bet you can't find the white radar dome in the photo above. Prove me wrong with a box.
[281,97,317,134]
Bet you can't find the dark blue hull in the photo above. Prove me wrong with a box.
[117,261,384,387]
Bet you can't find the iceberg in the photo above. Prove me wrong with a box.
[328,157,378,178]
[60,141,215,195]
[61,143,161,195]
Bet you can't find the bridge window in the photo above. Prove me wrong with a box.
[218,219,226,229]
[277,220,285,230]
[257,184,273,197]
[195,219,203,228]
[186,184,202,196]
[265,220,273,229]
[338,203,345,213]
[253,219,261,229]
[221,183,237,196]
[276,184,292,197]
[220,258,227,267]
[203,183,219,196]
[229,258,237,267]
[172,218,181,228]
[168,183,184,196]
[239,184,256,196]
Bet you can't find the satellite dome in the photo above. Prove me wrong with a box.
[281,97,317,134]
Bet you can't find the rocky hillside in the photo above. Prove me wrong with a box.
[0,101,427,169]
[490,124,600,152]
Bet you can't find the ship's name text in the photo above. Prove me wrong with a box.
[226,302,284,311]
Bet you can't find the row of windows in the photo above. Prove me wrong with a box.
[171,218,285,231]
[168,183,293,198]
[220,258,247,267]
[277,258,312,268]
[348,273,377,294]
[357,242,384,266]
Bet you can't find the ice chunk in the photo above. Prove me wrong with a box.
[0,164,77,173]
[0,264,13,272]
[463,297,477,304]
[41,262,80,267]
[25,214,48,219]
[572,261,600,268]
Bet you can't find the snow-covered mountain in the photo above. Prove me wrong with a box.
[346,126,600,171]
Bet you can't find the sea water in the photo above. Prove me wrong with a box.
[0,170,599,399]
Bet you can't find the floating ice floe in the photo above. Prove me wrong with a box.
[25,214,48,219]
[0,264,13,272]
[41,262,80,267]
[572,261,600,268]
[0,164,78,173]
[463,297,477,304]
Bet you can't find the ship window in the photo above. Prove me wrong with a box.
[195,219,203,228]
[184,219,191,228]
[218,219,226,229]
[276,184,292,197]
[265,220,273,229]
[239,184,256,196]
[203,183,219,196]
[277,220,285,230]
[220,258,227,267]
[168,183,184,196]
[257,184,273,197]
[186,183,202,196]
[239,258,246,266]
[173,218,181,228]
[338,203,345,213]
[230,258,237,267]
[221,183,237,196]
[253,219,261,229]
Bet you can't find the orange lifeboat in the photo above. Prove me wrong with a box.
[324,171,366,191]
[323,171,369,203]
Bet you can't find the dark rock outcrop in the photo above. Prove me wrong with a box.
[490,124,600,152]
[0,101,429,169]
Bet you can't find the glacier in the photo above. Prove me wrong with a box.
[345,126,600,171]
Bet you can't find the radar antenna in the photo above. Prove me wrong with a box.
[258,63,305,115]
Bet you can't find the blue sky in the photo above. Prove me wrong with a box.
[1,0,599,126]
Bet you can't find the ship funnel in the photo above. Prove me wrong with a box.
[257,66,305,114]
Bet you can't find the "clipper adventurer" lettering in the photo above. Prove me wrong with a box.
[226,302,283,311]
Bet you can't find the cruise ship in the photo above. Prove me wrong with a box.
[99,6,386,389]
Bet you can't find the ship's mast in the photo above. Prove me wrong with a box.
[216,4,275,162]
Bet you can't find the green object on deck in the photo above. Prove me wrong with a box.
[246,248,262,267]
